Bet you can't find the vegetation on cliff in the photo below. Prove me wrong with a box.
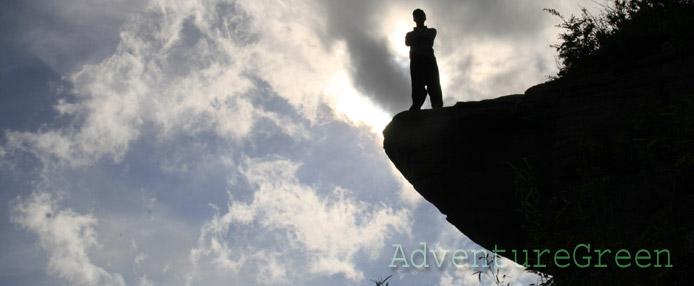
[381,1,694,285]
[546,0,694,76]
[522,0,694,284]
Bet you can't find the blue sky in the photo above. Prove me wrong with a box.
[1,0,595,285]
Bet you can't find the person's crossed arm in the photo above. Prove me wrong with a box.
[406,27,436,47]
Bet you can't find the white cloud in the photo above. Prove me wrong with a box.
[256,253,289,284]
[5,2,416,284]
[10,192,126,286]
[135,252,148,266]
[438,270,475,286]
[138,275,156,286]
[3,0,316,168]
[187,157,411,284]
[3,0,603,170]
[2,1,607,285]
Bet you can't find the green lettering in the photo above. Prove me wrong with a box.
[451,249,468,267]
[554,249,570,268]
[654,249,672,267]
[594,248,611,268]
[533,249,550,267]
[430,249,449,267]
[411,242,429,268]
[614,249,631,268]
[389,244,409,268]
[512,249,530,267]
[573,243,591,268]
[635,249,651,268]
[470,249,485,267]
[492,245,507,268]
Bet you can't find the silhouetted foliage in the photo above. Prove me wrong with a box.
[472,253,512,286]
[511,93,694,285]
[546,0,694,76]
[371,274,391,286]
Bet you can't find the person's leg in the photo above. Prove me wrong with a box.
[427,58,443,109]
[410,60,427,111]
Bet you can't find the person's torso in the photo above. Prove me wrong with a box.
[408,26,436,59]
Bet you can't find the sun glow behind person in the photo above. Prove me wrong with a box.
[324,71,392,136]
[387,20,412,61]
[326,8,461,133]
[385,9,452,108]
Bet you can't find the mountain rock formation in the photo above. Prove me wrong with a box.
[383,54,694,283]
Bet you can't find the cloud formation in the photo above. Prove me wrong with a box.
[10,192,126,286]
[4,0,309,167]
[2,0,600,285]
[2,0,594,167]
[321,0,411,112]
[188,157,411,284]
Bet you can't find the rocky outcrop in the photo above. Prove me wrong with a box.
[383,54,694,283]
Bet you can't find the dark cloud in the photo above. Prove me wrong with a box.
[319,0,587,112]
[433,0,551,40]
[322,0,411,113]
[342,32,411,113]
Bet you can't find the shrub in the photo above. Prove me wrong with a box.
[546,0,694,76]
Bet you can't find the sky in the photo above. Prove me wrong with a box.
[1,0,597,285]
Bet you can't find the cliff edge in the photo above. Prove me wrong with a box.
[383,54,694,283]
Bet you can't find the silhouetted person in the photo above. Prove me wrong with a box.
[406,9,443,111]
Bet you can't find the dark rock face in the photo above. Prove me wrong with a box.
[384,95,530,250]
[383,55,694,283]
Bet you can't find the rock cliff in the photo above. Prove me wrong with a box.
[383,54,694,283]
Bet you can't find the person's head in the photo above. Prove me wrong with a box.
[413,9,426,24]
